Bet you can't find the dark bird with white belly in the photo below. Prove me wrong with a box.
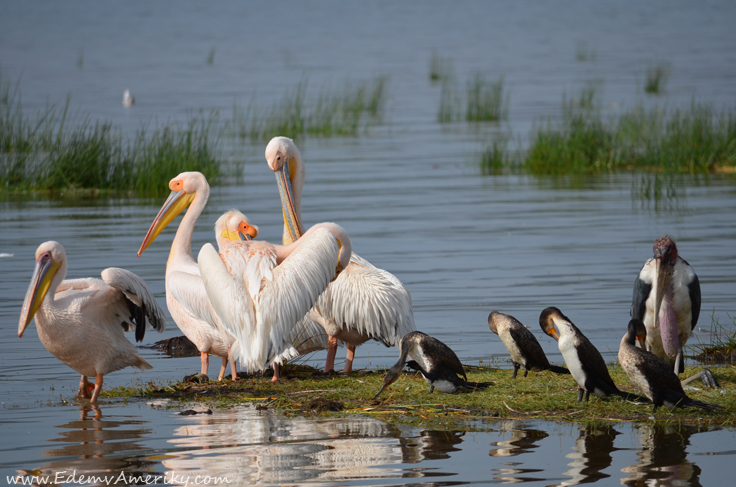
[488,310,569,378]
[374,331,490,398]
[540,307,645,403]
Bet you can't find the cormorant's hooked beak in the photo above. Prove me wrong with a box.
[138,189,196,257]
[274,158,302,243]
[19,252,61,338]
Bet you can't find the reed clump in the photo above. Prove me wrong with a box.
[481,85,736,175]
[231,76,388,142]
[0,73,221,196]
[437,68,508,123]
[644,61,671,95]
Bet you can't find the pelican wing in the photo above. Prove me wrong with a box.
[101,267,167,341]
[260,228,339,357]
[313,252,414,346]
[290,316,329,354]
[198,228,338,371]
[167,269,223,332]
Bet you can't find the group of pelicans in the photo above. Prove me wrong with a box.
[17,137,724,414]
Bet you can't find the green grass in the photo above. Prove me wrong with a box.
[230,76,389,142]
[0,72,221,196]
[645,61,671,95]
[481,84,736,175]
[691,312,736,364]
[437,70,508,123]
[101,362,735,426]
[466,74,508,122]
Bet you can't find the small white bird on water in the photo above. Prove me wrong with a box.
[122,89,135,108]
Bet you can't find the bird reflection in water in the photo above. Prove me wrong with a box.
[15,404,155,483]
[489,421,548,483]
[163,408,407,485]
[621,423,711,486]
[558,423,621,486]
[163,407,475,485]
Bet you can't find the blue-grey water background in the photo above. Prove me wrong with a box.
[1,1,735,485]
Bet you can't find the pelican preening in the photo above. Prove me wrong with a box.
[619,319,723,413]
[198,209,352,378]
[374,331,490,398]
[19,241,166,403]
[265,136,416,373]
[488,310,569,378]
[540,307,645,403]
[138,171,239,381]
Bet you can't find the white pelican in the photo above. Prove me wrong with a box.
[138,171,239,381]
[197,209,353,379]
[265,136,416,373]
[19,241,166,403]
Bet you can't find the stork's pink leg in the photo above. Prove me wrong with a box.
[89,374,103,403]
[324,336,338,373]
[200,352,209,376]
[343,345,356,374]
[271,363,281,382]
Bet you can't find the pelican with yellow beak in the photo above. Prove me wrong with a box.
[138,171,238,381]
[265,136,416,374]
[138,172,327,381]
[198,209,353,378]
[19,241,166,403]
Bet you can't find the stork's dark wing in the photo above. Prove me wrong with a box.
[688,273,701,330]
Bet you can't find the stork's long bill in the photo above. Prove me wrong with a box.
[138,188,196,257]
[653,238,679,360]
[19,251,61,337]
[274,158,302,243]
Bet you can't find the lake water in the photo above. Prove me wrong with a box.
[1,1,735,485]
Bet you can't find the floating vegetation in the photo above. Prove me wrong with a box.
[103,362,734,425]
[437,68,508,123]
[429,50,454,83]
[575,42,597,63]
[481,84,736,176]
[0,72,221,196]
[230,76,389,142]
[644,61,672,95]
